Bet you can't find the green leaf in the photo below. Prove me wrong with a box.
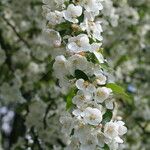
[64,1,70,7]
[75,69,89,81]
[101,63,110,71]
[55,22,71,31]
[106,83,125,93]
[103,144,110,150]
[102,109,113,124]
[78,14,84,23]
[106,83,133,104]
[66,88,75,111]
[86,52,99,64]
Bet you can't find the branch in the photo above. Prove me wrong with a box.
[1,15,30,48]
[31,127,43,150]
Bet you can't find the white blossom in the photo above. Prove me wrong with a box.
[94,70,107,85]
[76,79,96,93]
[0,83,25,105]
[63,4,82,23]
[25,101,46,129]
[80,134,98,150]
[72,90,92,108]
[74,125,91,143]
[43,29,62,47]
[67,34,102,53]
[60,113,74,135]
[64,137,79,150]
[42,0,128,149]
[67,34,90,53]
[42,0,66,11]
[53,55,68,79]
[46,11,64,25]
[58,77,72,94]
[66,54,88,75]
[104,121,127,145]
[82,107,102,125]
[104,122,119,139]
[80,18,103,41]
[97,132,105,147]
[116,121,127,136]
[77,0,103,14]
[94,87,112,103]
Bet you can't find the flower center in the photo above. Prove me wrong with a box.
[89,114,96,120]
[97,91,105,97]
[83,81,89,88]
[80,95,85,101]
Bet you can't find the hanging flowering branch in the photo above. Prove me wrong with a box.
[42,0,127,149]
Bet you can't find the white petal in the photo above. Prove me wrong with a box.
[83,107,102,125]
[76,79,84,90]
[95,87,112,103]
[87,84,96,93]
[97,133,105,147]
[43,29,61,47]
[94,51,104,63]
[72,109,82,116]
[67,42,79,52]
[93,32,103,41]
[118,125,127,136]
[94,69,103,76]
[96,74,107,85]
[74,6,83,17]
[79,35,90,46]
[105,100,114,110]
[117,121,125,126]
[90,43,102,52]
[115,136,123,143]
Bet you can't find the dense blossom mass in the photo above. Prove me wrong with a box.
[42,0,127,149]
[0,0,149,149]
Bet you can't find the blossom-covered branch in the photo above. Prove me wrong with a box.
[42,0,127,149]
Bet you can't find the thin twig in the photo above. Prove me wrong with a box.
[1,15,30,48]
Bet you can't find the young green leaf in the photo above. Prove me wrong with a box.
[66,88,75,111]
[106,83,133,104]
[75,69,89,81]
[55,22,71,31]
[103,144,110,150]
[86,52,99,64]
[102,109,113,124]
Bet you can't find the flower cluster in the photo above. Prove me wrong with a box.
[1,0,149,149]
[42,0,127,149]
